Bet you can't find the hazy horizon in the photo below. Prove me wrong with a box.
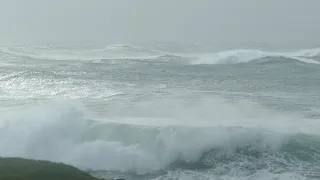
[2,1,320,180]
[1,0,319,48]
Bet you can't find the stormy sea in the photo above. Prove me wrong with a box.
[1,43,320,180]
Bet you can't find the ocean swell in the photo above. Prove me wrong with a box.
[2,45,320,66]
[0,45,170,61]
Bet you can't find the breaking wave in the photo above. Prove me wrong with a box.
[1,45,320,66]
[1,98,320,178]
[191,49,320,65]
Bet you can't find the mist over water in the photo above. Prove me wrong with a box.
[1,1,320,180]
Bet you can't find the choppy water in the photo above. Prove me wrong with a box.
[1,44,320,180]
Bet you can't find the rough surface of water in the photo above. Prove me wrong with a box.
[1,44,320,179]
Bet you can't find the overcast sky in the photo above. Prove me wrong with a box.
[0,0,319,46]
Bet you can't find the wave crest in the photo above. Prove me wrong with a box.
[1,99,320,176]
[2,45,320,66]
[191,49,320,65]
[0,45,167,61]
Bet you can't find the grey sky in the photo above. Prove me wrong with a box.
[0,0,319,46]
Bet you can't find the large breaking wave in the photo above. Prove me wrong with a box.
[1,98,320,179]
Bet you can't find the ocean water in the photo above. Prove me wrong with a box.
[1,44,320,180]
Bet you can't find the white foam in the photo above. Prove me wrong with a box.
[291,48,320,57]
[190,49,320,65]
[1,97,319,175]
[2,45,320,65]
[150,170,311,180]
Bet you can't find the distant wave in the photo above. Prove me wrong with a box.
[0,45,170,61]
[154,54,186,61]
[191,49,320,65]
[292,48,320,58]
[0,46,189,64]
[96,54,186,62]
[1,45,320,65]
[96,44,167,55]
[0,46,103,61]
